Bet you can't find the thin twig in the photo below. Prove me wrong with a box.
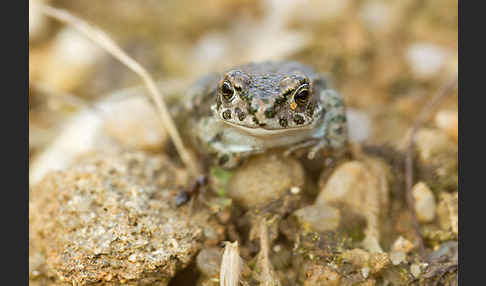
[34,2,200,176]
[405,77,458,259]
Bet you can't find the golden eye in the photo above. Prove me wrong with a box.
[294,85,310,105]
[221,80,235,101]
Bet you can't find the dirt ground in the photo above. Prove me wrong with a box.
[29,0,458,285]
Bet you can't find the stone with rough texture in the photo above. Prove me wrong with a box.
[29,151,223,285]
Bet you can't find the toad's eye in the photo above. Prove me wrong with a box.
[294,85,310,105]
[221,80,235,101]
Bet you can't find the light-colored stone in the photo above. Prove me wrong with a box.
[389,251,406,265]
[435,110,458,143]
[228,153,304,209]
[29,0,50,41]
[410,263,421,278]
[40,27,104,92]
[437,192,458,235]
[361,267,370,279]
[359,2,391,31]
[391,236,414,254]
[30,151,222,285]
[406,43,450,79]
[317,157,390,252]
[412,182,436,223]
[414,128,456,162]
[346,108,372,143]
[103,95,168,151]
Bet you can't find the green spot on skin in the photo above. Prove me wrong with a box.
[210,166,234,196]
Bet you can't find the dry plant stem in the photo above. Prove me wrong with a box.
[405,77,458,259]
[257,220,281,286]
[220,241,242,286]
[35,3,200,176]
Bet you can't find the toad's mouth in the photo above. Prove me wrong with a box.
[222,120,314,136]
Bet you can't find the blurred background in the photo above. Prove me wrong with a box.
[29,0,458,160]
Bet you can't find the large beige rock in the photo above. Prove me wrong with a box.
[228,153,305,209]
[316,157,391,253]
[29,151,223,285]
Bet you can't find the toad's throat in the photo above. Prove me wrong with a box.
[222,120,314,137]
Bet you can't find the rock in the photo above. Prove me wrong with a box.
[410,264,421,278]
[293,204,341,233]
[435,109,458,143]
[391,236,414,254]
[346,108,372,143]
[317,157,390,252]
[361,267,370,278]
[413,128,458,192]
[406,43,450,79]
[196,247,222,278]
[414,128,456,163]
[303,264,341,286]
[29,0,50,42]
[102,95,168,151]
[359,2,391,32]
[228,153,304,209]
[436,192,458,235]
[40,26,104,92]
[412,182,436,223]
[29,151,223,285]
[389,251,406,266]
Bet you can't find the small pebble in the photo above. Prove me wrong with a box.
[361,267,370,279]
[346,108,372,143]
[406,43,450,79]
[410,263,421,278]
[102,95,168,151]
[29,0,50,41]
[41,26,104,91]
[435,109,458,143]
[437,192,458,235]
[391,236,414,254]
[196,247,222,277]
[412,182,436,223]
[389,251,406,265]
[414,128,456,162]
[359,2,391,31]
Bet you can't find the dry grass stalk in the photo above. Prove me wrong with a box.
[33,2,200,176]
[255,220,281,286]
[220,241,243,286]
